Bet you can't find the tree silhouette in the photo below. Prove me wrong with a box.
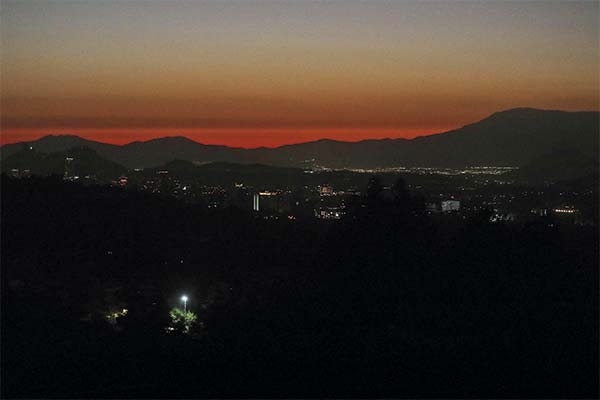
[366,176,383,207]
[391,177,410,207]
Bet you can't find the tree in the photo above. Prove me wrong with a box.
[169,307,197,334]
[366,176,383,204]
[392,176,411,208]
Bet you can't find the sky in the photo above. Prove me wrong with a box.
[1,0,598,147]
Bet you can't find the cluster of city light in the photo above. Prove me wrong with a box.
[316,207,345,220]
[553,208,578,214]
[105,308,128,323]
[338,166,517,176]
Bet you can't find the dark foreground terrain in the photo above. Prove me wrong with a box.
[2,176,598,398]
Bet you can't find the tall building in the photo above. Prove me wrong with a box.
[253,194,260,211]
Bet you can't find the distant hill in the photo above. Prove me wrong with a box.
[2,108,598,169]
[141,160,318,189]
[1,146,127,180]
[510,147,599,184]
[0,136,246,169]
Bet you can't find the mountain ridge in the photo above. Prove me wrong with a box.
[2,108,598,169]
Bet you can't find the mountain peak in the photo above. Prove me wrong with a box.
[36,134,87,142]
[124,136,197,146]
[148,136,196,143]
[485,107,579,120]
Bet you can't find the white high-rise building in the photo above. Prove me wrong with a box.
[253,194,260,211]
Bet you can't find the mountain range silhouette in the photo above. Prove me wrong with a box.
[2,108,598,169]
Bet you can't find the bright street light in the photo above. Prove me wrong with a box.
[181,295,188,312]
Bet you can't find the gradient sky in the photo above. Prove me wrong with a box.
[1,0,598,147]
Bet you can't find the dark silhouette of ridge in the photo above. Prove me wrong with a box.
[1,146,126,179]
[511,147,599,183]
[1,108,598,168]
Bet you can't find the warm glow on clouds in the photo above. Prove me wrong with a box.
[1,0,598,147]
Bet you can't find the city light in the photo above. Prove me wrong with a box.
[553,208,578,214]
[181,295,188,312]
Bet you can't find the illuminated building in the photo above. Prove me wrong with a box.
[319,185,334,196]
[441,200,460,212]
[253,193,260,211]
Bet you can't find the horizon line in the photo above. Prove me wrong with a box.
[1,128,456,149]
[2,107,597,149]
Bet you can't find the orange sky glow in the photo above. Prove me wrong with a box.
[1,1,598,147]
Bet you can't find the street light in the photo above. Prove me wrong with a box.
[181,295,188,312]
